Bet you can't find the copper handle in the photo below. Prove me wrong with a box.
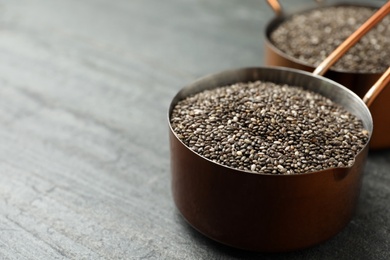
[266,0,282,16]
[362,67,390,108]
[266,0,326,16]
[313,1,390,76]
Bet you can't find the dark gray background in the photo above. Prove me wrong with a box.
[0,0,388,259]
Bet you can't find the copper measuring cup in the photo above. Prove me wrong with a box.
[168,68,389,252]
[168,11,390,250]
[264,1,390,149]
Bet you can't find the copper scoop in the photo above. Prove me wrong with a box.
[266,0,390,77]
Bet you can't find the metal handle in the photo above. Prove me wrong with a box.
[363,67,390,108]
[266,0,282,16]
[313,1,390,76]
[266,0,327,16]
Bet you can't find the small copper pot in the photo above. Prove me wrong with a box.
[264,2,390,149]
[168,67,381,252]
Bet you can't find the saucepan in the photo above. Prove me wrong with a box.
[168,4,390,252]
[264,0,390,149]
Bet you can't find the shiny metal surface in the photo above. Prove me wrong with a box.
[168,67,372,252]
[363,67,390,107]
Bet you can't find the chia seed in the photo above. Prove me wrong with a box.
[270,6,390,73]
[170,81,369,175]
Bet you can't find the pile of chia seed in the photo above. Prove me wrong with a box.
[270,6,390,73]
[170,81,369,174]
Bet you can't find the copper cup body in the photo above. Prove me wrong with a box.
[264,3,390,149]
[168,67,372,252]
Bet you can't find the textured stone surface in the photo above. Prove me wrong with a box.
[0,0,388,259]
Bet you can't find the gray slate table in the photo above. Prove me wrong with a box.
[0,0,389,259]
